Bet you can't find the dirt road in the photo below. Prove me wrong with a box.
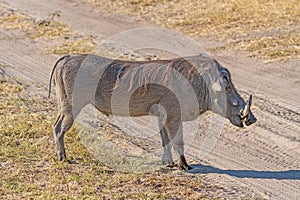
[1,0,299,199]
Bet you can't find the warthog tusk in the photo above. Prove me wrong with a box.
[242,95,252,117]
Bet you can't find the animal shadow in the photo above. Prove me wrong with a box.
[189,164,300,180]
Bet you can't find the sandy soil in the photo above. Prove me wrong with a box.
[1,0,299,199]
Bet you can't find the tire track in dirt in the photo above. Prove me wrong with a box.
[254,95,300,125]
[0,31,55,83]
[260,61,300,80]
[188,128,300,199]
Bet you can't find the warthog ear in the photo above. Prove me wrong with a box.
[220,69,230,85]
[220,69,232,93]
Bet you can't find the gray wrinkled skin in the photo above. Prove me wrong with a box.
[49,54,256,170]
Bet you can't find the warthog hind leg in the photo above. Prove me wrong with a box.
[159,120,174,166]
[53,107,74,161]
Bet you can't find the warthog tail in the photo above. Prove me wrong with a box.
[48,55,70,98]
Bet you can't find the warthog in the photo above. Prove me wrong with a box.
[48,54,256,170]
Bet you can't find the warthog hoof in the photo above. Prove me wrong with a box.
[162,155,174,166]
[178,155,193,171]
[57,150,66,161]
[165,162,176,168]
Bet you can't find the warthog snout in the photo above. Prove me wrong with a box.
[245,110,257,126]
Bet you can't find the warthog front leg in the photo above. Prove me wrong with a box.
[166,118,192,171]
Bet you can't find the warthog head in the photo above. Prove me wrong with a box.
[208,67,256,127]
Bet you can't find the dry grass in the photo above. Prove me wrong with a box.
[0,8,96,54]
[89,0,300,60]
[210,32,300,61]
[49,37,97,55]
[0,10,73,40]
[237,32,300,60]
[0,80,211,199]
[0,10,33,30]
